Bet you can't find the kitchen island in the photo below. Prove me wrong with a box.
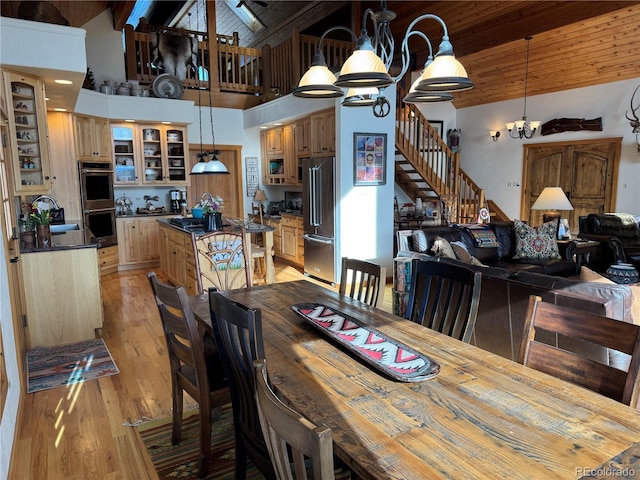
[157,218,275,294]
[20,228,103,348]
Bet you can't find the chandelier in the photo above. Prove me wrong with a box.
[505,36,541,139]
[292,1,473,117]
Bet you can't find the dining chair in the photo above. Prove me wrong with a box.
[147,272,229,479]
[519,295,640,407]
[405,259,481,343]
[339,257,386,307]
[191,230,251,293]
[254,359,337,480]
[209,289,275,479]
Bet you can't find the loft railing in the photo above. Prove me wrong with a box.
[123,24,263,94]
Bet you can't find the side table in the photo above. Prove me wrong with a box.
[558,239,600,269]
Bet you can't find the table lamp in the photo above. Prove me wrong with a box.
[253,189,268,225]
[530,187,573,239]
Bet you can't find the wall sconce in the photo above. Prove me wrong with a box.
[490,130,500,142]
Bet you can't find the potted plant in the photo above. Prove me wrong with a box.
[29,202,52,248]
[19,214,37,247]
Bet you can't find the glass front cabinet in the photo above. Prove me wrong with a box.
[3,70,51,194]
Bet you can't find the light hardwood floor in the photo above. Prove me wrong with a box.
[9,260,392,479]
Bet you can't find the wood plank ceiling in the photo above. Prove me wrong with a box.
[1,1,639,109]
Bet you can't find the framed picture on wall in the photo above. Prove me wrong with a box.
[353,132,387,186]
[427,120,444,151]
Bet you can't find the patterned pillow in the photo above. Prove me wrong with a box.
[412,230,428,253]
[512,219,561,259]
[431,236,456,259]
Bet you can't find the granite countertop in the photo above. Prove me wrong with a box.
[21,228,99,253]
[158,217,275,236]
[264,211,303,220]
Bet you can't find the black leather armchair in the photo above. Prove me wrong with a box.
[579,214,640,272]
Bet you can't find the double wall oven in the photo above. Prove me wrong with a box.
[79,161,117,247]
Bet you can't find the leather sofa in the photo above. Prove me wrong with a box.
[394,224,635,369]
[398,222,578,276]
[579,213,640,272]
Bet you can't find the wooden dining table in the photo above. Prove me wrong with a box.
[190,280,640,480]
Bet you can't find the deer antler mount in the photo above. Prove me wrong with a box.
[626,84,640,133]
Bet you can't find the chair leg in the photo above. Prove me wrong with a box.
[197,406,211,478]
[234,427,248,480]
[172,383,183,445]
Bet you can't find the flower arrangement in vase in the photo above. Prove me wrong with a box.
[29,202,52,247]
[19,214,37,247]
[196,194,224,231]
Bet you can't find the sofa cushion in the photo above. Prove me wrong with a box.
[412,230,428,252]
[491,221,517,260]
[513,219,561,260]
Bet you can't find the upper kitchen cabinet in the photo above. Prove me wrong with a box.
[310,109,335,158]
[74,114,111,162]
[140,126,189,186]
[295,117,311,158]
[262,125,297,185]
[3,70,52,195]
[265,126,284,158]
[112,124,138,185]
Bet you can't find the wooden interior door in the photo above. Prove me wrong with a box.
[187,145,243,220]
[521,138,621,234]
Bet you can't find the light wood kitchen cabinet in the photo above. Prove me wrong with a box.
[310,109,335,157]
[98,245,119,275]
[295,117,311,158]
[22,248,103,348]
[3,69,52,195]
[280,214,304,266]
[265,126,283,157]
[116,216,166,268]
[74,114,111,162]
[262,125,298,185]
[158,222,197,295]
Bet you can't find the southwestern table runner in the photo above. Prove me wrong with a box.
[291,303,440,382]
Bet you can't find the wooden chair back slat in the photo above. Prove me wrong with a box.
[254,360,336,480]
[519,295,640,407]
[339,257,386,308]
[405,259,481,343]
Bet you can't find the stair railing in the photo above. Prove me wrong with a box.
[395,84,486,223]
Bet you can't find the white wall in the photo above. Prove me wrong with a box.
[455,77,640,219]
[336,89,397,275]
[0,236,21,479]
[82,10,126,87]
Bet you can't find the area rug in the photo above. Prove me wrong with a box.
[27,338,119,393]
[138,403,265,480]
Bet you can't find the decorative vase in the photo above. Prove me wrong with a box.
[204,212,223,232]
[606,263,639,284]
[22,230,36,248]
[36,224,51,248]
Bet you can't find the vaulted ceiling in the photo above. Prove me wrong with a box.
[2,1,639,109]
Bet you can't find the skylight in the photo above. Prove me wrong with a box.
[126,0,153,29]
[224,0,265,33]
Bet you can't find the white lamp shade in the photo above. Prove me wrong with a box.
[415,54,474,92]
[203,158,229,174]
[530,187,574,211]
[403,74,453,103]
[293,65,343,98]
[334,49,394,88]
[342,87,379,106]
[190,160,207,174]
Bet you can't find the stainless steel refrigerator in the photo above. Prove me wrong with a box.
[302,156,336,285]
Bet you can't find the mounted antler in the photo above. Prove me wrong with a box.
[625,85,640,133]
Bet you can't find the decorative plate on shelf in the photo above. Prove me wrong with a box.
[151,74,184,99]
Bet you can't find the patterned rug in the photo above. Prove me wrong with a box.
[138,404,265,480]
[27,338,119,393]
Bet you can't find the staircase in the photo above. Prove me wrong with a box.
[394,85,508,223]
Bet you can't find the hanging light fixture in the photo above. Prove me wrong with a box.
[293,2,472,117]
[506,36,541,139]
[342,87,379,107]
[190,5,229,175]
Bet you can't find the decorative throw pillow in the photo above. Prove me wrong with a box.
[512,219,561,260]
[431,236,456,259]
[464,225,499,248]
[450,241,484,266]
[412,230,428,253]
